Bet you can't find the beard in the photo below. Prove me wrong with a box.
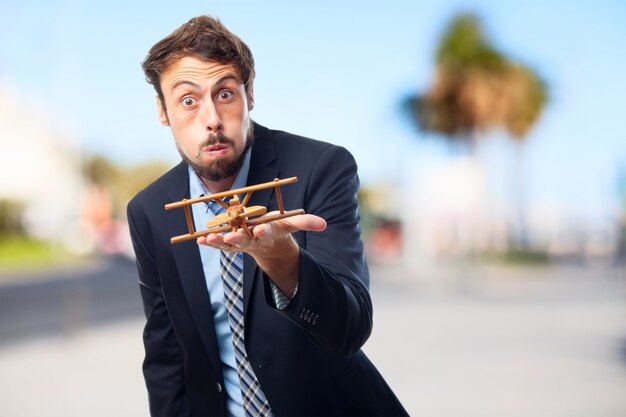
[178,124,255,182]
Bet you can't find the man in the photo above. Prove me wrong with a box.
[128,15,407,417]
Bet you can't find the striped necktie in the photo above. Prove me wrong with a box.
[210,199,273,417]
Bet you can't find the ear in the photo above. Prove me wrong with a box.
[156,96,169,126]
[246,84,255,111]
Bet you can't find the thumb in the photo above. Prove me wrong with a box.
[254,214,326,240]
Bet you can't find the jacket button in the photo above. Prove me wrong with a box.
[216,382,223,393]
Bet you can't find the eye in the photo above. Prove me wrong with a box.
[217,90,234,101]
[181,96,196,107]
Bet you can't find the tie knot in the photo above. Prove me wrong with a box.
[208,197,232,216]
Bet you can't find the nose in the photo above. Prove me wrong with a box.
[200,99,222,132]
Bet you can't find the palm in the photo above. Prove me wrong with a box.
[405,14,548,248]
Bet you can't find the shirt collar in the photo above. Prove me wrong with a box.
[188,149,252,209]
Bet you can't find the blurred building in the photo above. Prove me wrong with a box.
[399,154,623,270]
[403,156,491,270]
[0,78,87,252]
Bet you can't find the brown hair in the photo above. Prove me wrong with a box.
[142,15,255,106]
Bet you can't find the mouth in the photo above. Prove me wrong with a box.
[202,144,230,157]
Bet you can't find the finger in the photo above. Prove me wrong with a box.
[197,236,213,246]
[198,233,234,251]
[254,214,326,241]
[252,223,269,240]
[223,229,253,248]
[197,236,221,250]
[285,214,327,233]
[204,233,225,245]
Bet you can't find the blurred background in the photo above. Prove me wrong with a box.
[1,1,625,416]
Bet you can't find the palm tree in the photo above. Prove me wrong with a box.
[405,13,548,248]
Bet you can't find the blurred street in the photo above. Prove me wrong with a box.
[0,256,143,344]
[0,260,625,417]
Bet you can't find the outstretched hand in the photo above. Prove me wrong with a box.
[197,213,326,297]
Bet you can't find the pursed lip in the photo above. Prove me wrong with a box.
[202,144,230,156]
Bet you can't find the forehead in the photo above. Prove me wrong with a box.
[160,56,242,90]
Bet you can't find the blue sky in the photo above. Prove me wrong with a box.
[1,0,625,221]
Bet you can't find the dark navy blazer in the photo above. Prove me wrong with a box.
[127,123,408,416]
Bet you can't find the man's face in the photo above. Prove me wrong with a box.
[157,56,254,184]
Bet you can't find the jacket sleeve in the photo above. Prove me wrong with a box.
[127,203,190,417]
[267,145,372,357]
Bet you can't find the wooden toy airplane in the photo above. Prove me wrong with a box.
[165,177,304,244]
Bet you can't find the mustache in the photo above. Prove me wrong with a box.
[200,132,235,148]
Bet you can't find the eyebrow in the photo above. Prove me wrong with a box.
[170,74,241,94]
[214,74,241,86]
[170,80,201,93]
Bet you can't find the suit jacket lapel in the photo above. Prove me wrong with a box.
[166,162,223,373]
[243,123,278,316]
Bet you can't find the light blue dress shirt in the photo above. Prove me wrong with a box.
[188,150,298,416]
[188,152,251,417]
[187,150,293,416]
